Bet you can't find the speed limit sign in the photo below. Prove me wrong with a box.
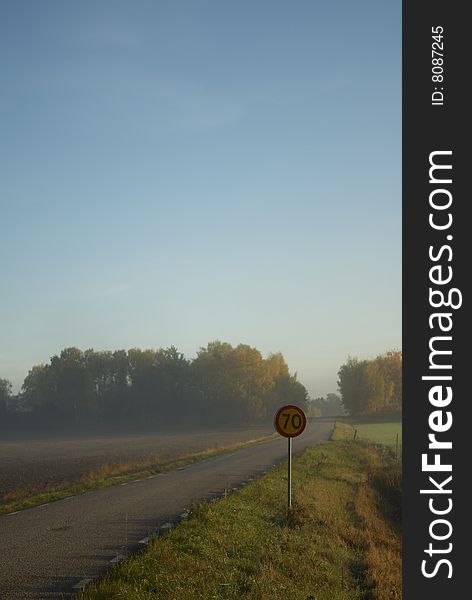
[274,404,307,512]
[274,404,307,438]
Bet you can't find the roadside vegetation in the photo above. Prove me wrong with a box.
[77,421,401,600]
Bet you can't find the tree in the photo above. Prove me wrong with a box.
[306,401,322,418]
[84,349,116,418]
[338,358,383,416]
[192,341,271,422]
[338,351,402,416]
[50,347,95,422]
[0,378,12,420]
[377,350,402,411]
[338,358,364,415]
[21,364,57,418]
[191,342,307,423]
[362,360,384,413]
[127,348,156,418]
[310,393,345,416]
[11,342,310,427]
[270,373,309,413]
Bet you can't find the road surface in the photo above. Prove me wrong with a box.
[0,419,334,599]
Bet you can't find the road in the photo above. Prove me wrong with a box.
[0,419,333,599]
[0,425,274,499]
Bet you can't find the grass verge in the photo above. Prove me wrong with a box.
[0,434,276,515]
[76,421,401,600]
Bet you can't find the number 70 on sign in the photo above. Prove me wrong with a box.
[274,405,307,438]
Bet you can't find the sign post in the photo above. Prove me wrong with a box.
[274,404,307,512]
[287,436,292,510]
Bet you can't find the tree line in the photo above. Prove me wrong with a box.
[308,393,345,417]
[337,350,402,416]
[0,342,308,428]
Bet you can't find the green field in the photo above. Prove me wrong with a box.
[77,422,401,600]
[353,422,402,453]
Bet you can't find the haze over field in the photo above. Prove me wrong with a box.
[0,0,401,398]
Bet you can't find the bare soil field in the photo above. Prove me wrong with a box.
[0,425,273,502]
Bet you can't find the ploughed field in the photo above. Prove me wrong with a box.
[0,426,272,502]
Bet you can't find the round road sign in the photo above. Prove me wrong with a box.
[274,405,307,438]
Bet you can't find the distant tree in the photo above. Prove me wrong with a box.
[338,352,402,416]
[230,343,274,419]
[306,402,322,418]
[12,342,310,428]
[192,342,308,423]
[22,348,97,422]
[84,349,116,418]
[128,347,158,418]
[376,350,402,411]
[0,377,12,399]
[264,352,290,383]
[338,358,383,416]
[270,373,309,413]
[309,393,345,416]
[0,378,12,420]
[110,349,131,417]
[311,396,326,407]
[326,392,341,405]
[22,364,56,413]
[192,341,270,422]
[152,346,191,421]
[338,358,363,415]
[51,347,95,422]
[324,393,345,416]
[362,361,384,412]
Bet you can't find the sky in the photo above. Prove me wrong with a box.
[0,0,401,398]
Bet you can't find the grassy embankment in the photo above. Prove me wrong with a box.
[77,421,402,600]
[0,434,276,516]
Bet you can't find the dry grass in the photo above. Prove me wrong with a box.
[356,479,401,599]
[355,446,402,600]
[338,421,402,600]
[77,423,401,600]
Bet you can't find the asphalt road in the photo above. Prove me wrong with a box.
[0,419,334,599]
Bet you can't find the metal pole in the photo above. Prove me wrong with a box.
[287,437,292,512]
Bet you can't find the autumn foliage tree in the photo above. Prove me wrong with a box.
[337,351,402,416]
[191,342,307,423]
[2,342,308,428]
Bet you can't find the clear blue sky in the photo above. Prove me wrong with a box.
[0,0,401,398]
